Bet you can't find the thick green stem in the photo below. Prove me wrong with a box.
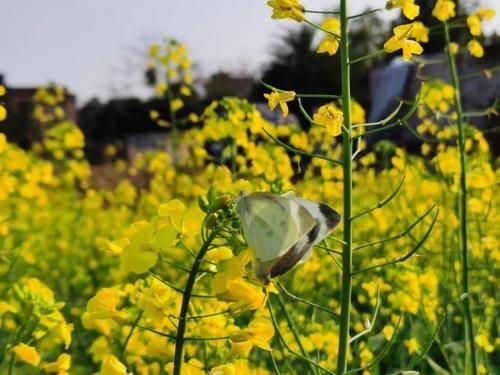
[337,0,353,373]
[443,22,477,375]
[173,230,218,375]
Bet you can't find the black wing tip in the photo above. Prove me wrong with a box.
[319,203,342,229]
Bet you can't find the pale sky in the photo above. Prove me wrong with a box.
[1,0,499,104]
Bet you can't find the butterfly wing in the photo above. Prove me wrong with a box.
[236,192,315,263]
[236,192,341,283]
[292,197,341,242]
[268,196,342,275]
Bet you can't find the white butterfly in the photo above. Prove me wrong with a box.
[236,192,341,283]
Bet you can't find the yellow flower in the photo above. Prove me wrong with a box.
[103,238,129,256]
[476,8,496,21]
[188,112,199,123]
[155,82,168,96]
[384,37,422,62]
[394,22,429,43]
[149,110,160,120]
[0,85,5,96]
[467,39,484,58]
[475,331,494,352]
[99,355,128,375]
[316,18,340,55]
[0,133,6,153]
[384,24,424,62]
[386,0,419,20]
[206,246,234,262]
[263,90,296,118]
[218,279,266,313]
[210,364,236,375]
[404,338,419,354]
[383,325,395,340]
[63,129,84,149]
[158,199,186,217]
[149,43,160,57]
[230,317,274,351]
[313,103,344,136]
[171,98,184,112]
[180,85,192,96]
[42,353,71,373]
[267,0,304,22]
[449,42,459,54]
[432,0,455,22]
[137,278,172,321]
[0,105,7,122]
[467,15,481,36]
[87,288,126,322]
[351,100,366,125]
[120,222,159,274]
[360,348,374,367]
[13,344,41,367]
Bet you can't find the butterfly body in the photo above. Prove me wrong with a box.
[236,192,341,283]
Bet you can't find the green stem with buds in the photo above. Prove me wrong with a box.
[337,0,353,373]
[173,230,218,375]
[443,22,477,375]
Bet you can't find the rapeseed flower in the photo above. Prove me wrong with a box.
[384,25,424,61]
[87,288,127,323]
[99,354,128,375]
[267,0,304,22]
[313,103,344,136]
[468,39,484,58]
[316,18,340,55]
[42,353,71,374]
[386,0,420,20]
[432,0,455,22]
[229,316,274,351]
[13,343,41,367]
[263,90,296,117]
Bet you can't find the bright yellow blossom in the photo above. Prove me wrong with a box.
[42,353,71,373]
[171,98,184,112]
[467,15,482,36]
[158,198,186,217]
[0,106,7,122]
[404,338,420,354]
[230,317,274,351]
[475,331,494,352]
[383,325,395,340]
[449,42,459,54]
[476,8,496,20]
[384,25,424,61]
[87,288,126,322]
[210,363,236,375]
[316,18,340,55]
[386,0,420,20]
[432,0,455,22]
[267,0,304,22]
[180,85,192,96]
[394,22,429,43]
[13,344,41,367]
[468,39,484,58]
[263,90,296,118]
[313,103,344,136]
[99,355,128,375]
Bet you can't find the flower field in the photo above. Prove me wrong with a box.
[0,1,499,374]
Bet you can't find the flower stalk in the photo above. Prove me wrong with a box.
[172,230,218,375]
[336,0,353,373]
[443,22,477,375]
